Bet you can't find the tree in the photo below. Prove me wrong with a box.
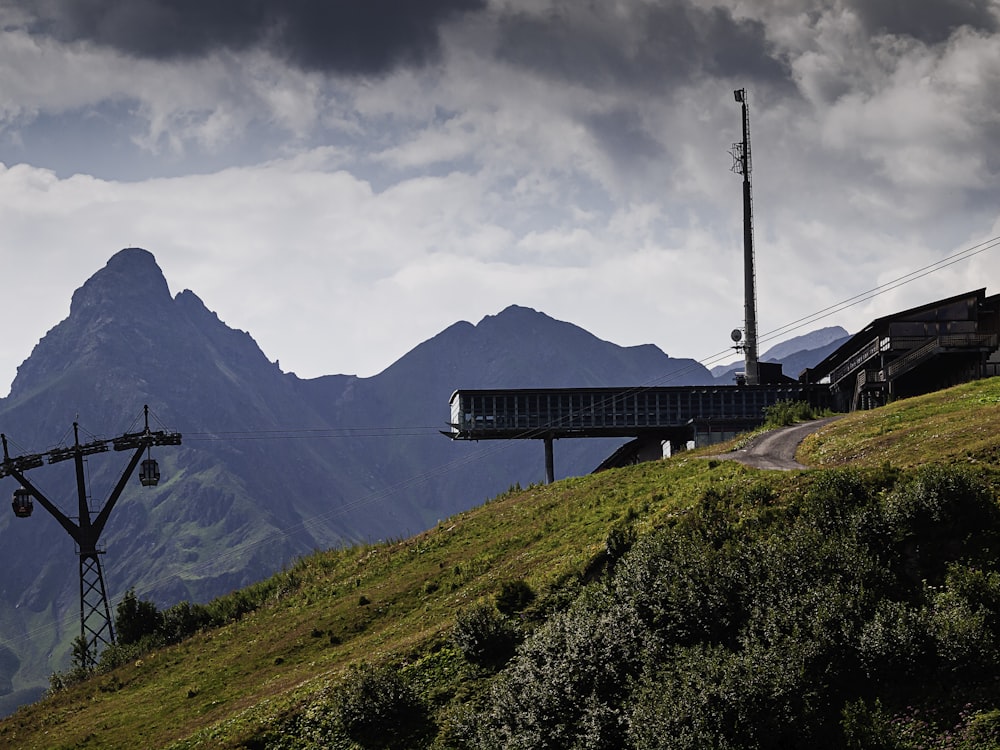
[115,589,163,646]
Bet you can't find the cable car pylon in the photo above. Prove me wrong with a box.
[0,405,181,668]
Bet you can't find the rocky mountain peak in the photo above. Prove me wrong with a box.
[8,249,201,406]
[68,247,173,318]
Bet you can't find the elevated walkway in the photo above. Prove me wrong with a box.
[447,384,830,482]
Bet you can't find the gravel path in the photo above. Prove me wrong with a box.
[708,416,842,471]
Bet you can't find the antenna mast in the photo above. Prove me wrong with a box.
[731,88,759,385]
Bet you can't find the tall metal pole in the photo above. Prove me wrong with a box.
[734,88,759,385]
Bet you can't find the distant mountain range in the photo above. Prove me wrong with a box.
[710,326,850,383]
[0,248,846,712]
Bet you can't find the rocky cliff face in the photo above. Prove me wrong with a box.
[0,248,718,709]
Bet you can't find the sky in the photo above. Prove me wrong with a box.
[1,0,999,394]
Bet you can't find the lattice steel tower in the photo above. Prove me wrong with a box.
[1,406,181,667]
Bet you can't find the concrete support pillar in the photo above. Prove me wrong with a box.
[544,437,554,485]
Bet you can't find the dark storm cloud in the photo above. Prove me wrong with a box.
[844,0,999,44]
[495,0,790,93]
[12,0,486,74]
[584,108,663,167]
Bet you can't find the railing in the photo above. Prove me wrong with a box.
[829,337,882,386]
[883,333,999,381]
[828,332,999,386]
[449,385,833,440]
[883,337,940,381]
[852,368,887,411]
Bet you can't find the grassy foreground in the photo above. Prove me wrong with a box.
[1,377,1000,748]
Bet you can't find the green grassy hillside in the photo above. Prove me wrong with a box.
[3,378,1000,749]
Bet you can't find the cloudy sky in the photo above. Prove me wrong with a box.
[1,0,998,393]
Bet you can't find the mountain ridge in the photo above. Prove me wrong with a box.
[711,325,851,382]
[0,247,843,711]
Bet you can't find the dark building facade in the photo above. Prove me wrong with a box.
[800,289,1000,412]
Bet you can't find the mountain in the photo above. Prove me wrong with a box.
[757,326,850,362]
[0,248,716,709]
[711,326,851,382]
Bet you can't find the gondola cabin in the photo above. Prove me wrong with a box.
[139,458,160,487]
[12,487,33,518]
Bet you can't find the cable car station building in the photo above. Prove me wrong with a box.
[800,288,1000,412]
[447,288,1000,484]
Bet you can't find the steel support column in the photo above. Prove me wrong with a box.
[544,437,554,485]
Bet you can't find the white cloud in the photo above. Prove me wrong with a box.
[0,29,333,158]
[0,0,999,398]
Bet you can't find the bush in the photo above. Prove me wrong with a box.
[611,528,743,649]
[451,602,520,668]
[465,590,644,749]
[495,579,535,616]
[883,466,1000,588]
[464,466,1000,747]
[857,599,934,685]
[841,698,896,750]
[605,523,637,566]
[330,662,432,749]
[115,589,163,646]
[763,400,819,427]
[964,708,1000,746]
[160,600,211,644]
[98,634,162,674]
[928,564,1000,677]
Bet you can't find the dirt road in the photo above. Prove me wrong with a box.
[709,416,841,471]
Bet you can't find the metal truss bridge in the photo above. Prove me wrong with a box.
[447,384,831,483]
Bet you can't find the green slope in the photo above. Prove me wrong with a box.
[2,378,1000,749]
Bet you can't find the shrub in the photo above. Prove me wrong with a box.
[205,588,259,624]
[883,466,1000,587]
[964,708,1000,745]
[763,400,818,427]
[841,698,896,750]
[611,528,743,649]
[330,662,432,749]
[159,600,211,644]
[451,602,520,668]
[46,636,95,694]
[115,589,163,646]
[452,465,1000,749]
[69,635,93,683]
[495,579,535,616]
[98,634,162,674]
[604,522,636,565]
[928,564,1000,677]
[857,599,934,685]
[465,590,644,749]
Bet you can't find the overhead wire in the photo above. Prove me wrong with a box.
[123,232,1000,445]
[756,234,1000,347]
[437,233,1000,441]
[183,427,439,440]
[71,233,1000,462]
[1,233,998,653]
